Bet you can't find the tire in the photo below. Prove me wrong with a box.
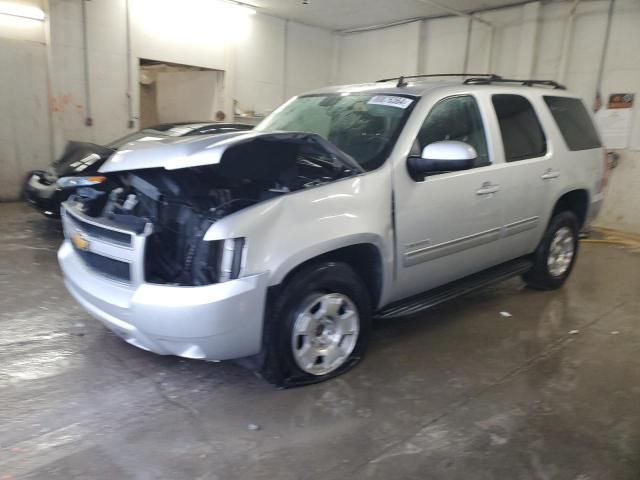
[259,261,372,387]
[523,211,579,290]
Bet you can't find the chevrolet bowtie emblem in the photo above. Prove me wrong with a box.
[71,231,90,251]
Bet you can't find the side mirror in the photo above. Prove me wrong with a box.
[407,140,477,178]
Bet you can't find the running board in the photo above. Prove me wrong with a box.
[376,258,533,319]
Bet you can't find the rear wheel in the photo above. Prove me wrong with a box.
[259,262,371,387]
[524,211,579,290]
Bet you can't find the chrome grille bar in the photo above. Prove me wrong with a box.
[61,204,152,286]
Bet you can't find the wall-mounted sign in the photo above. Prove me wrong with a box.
[608,93,634,109]
[596,108,633,149]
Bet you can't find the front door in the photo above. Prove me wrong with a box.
[391,94,504,301]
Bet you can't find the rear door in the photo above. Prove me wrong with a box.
[488,93,559,260]
[542,95,606,220]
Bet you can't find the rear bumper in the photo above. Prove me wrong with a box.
[58,241,269,360]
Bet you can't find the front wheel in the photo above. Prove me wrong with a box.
[524,211,579,290]
[259,262,372,387]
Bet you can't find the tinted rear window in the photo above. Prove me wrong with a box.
[492,94,547,162]
[544,96,601,151]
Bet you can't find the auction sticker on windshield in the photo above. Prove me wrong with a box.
[367,96,414,109]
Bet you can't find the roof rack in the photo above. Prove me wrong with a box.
[377,73,501,88]
[463,76,566,89]
[376,73,566,90]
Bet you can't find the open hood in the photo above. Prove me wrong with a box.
[73,131,363,287]
[99,131,364,174]
[54,141,116,176]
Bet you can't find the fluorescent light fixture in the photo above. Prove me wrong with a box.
[0,1,45,20]
[134,0,256,43]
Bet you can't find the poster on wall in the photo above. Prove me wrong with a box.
[596,109,633,149]
[607,93,634,109]
[605,93,640,150]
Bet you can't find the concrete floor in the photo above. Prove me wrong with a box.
[1,202,639,480]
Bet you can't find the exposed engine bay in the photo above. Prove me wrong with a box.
[69,133,359,286]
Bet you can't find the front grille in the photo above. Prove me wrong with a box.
[68,214,132,246]
[63,205,148,286]
[75,248,131,282]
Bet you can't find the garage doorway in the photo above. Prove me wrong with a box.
[139,59,225,128]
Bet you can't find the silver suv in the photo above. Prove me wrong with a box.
[58,74,606,386]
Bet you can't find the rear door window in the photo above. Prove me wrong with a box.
[543,96,601,151]
[492,94,546,162]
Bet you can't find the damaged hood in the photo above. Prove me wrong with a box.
[54,141,116,176]
[99,131,364,174]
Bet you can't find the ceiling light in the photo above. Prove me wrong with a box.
[0,1,45,20]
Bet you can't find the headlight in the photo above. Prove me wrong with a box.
[219,238,246,282]
[56,175,106,188]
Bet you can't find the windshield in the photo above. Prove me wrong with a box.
[256,94,416,171]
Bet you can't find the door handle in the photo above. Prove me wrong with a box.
[476,182,500,195]
[541,169,560,180]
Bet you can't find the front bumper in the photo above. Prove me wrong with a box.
[58,241,269,360]
[22,171,70,217]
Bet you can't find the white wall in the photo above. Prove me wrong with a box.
[0,12,50,200]
[0,0,335,199]
[233,16,334,116]
[48,0,129,149]
[48,0,335,143]
[285,21,335,99]
[420,17,468,74]
[334,0,640,233]
[48,0,236,149]
[337,21,420,84]
[156,70,225,122]
[233,14,285,116]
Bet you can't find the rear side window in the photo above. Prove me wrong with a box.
[492,94,546,162]
[544,96,601,151]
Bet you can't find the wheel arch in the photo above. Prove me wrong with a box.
[271,239,386,310]
[551,189,590,228]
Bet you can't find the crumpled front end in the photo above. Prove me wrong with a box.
[57,131,358,360]
[58,204,268,360]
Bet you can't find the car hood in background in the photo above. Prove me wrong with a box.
[53,141,115,177]
[99,131,364,174]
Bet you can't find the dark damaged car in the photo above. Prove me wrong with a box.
[22,122,253,217]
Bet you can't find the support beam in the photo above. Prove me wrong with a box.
[557,0,581,83]
[417,19,428,75]
[462,17,472,73]
[595,0,616,95]
[515,1,541,78]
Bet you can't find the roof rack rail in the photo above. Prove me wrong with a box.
[463,76,566,89]
[377,73,502,87]
[376,73,566,90]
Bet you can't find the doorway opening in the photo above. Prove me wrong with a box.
[139,59,226,129]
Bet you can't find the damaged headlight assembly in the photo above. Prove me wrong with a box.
[57,175,106,188]
[219,237,246,282]
[162,234,247,286]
